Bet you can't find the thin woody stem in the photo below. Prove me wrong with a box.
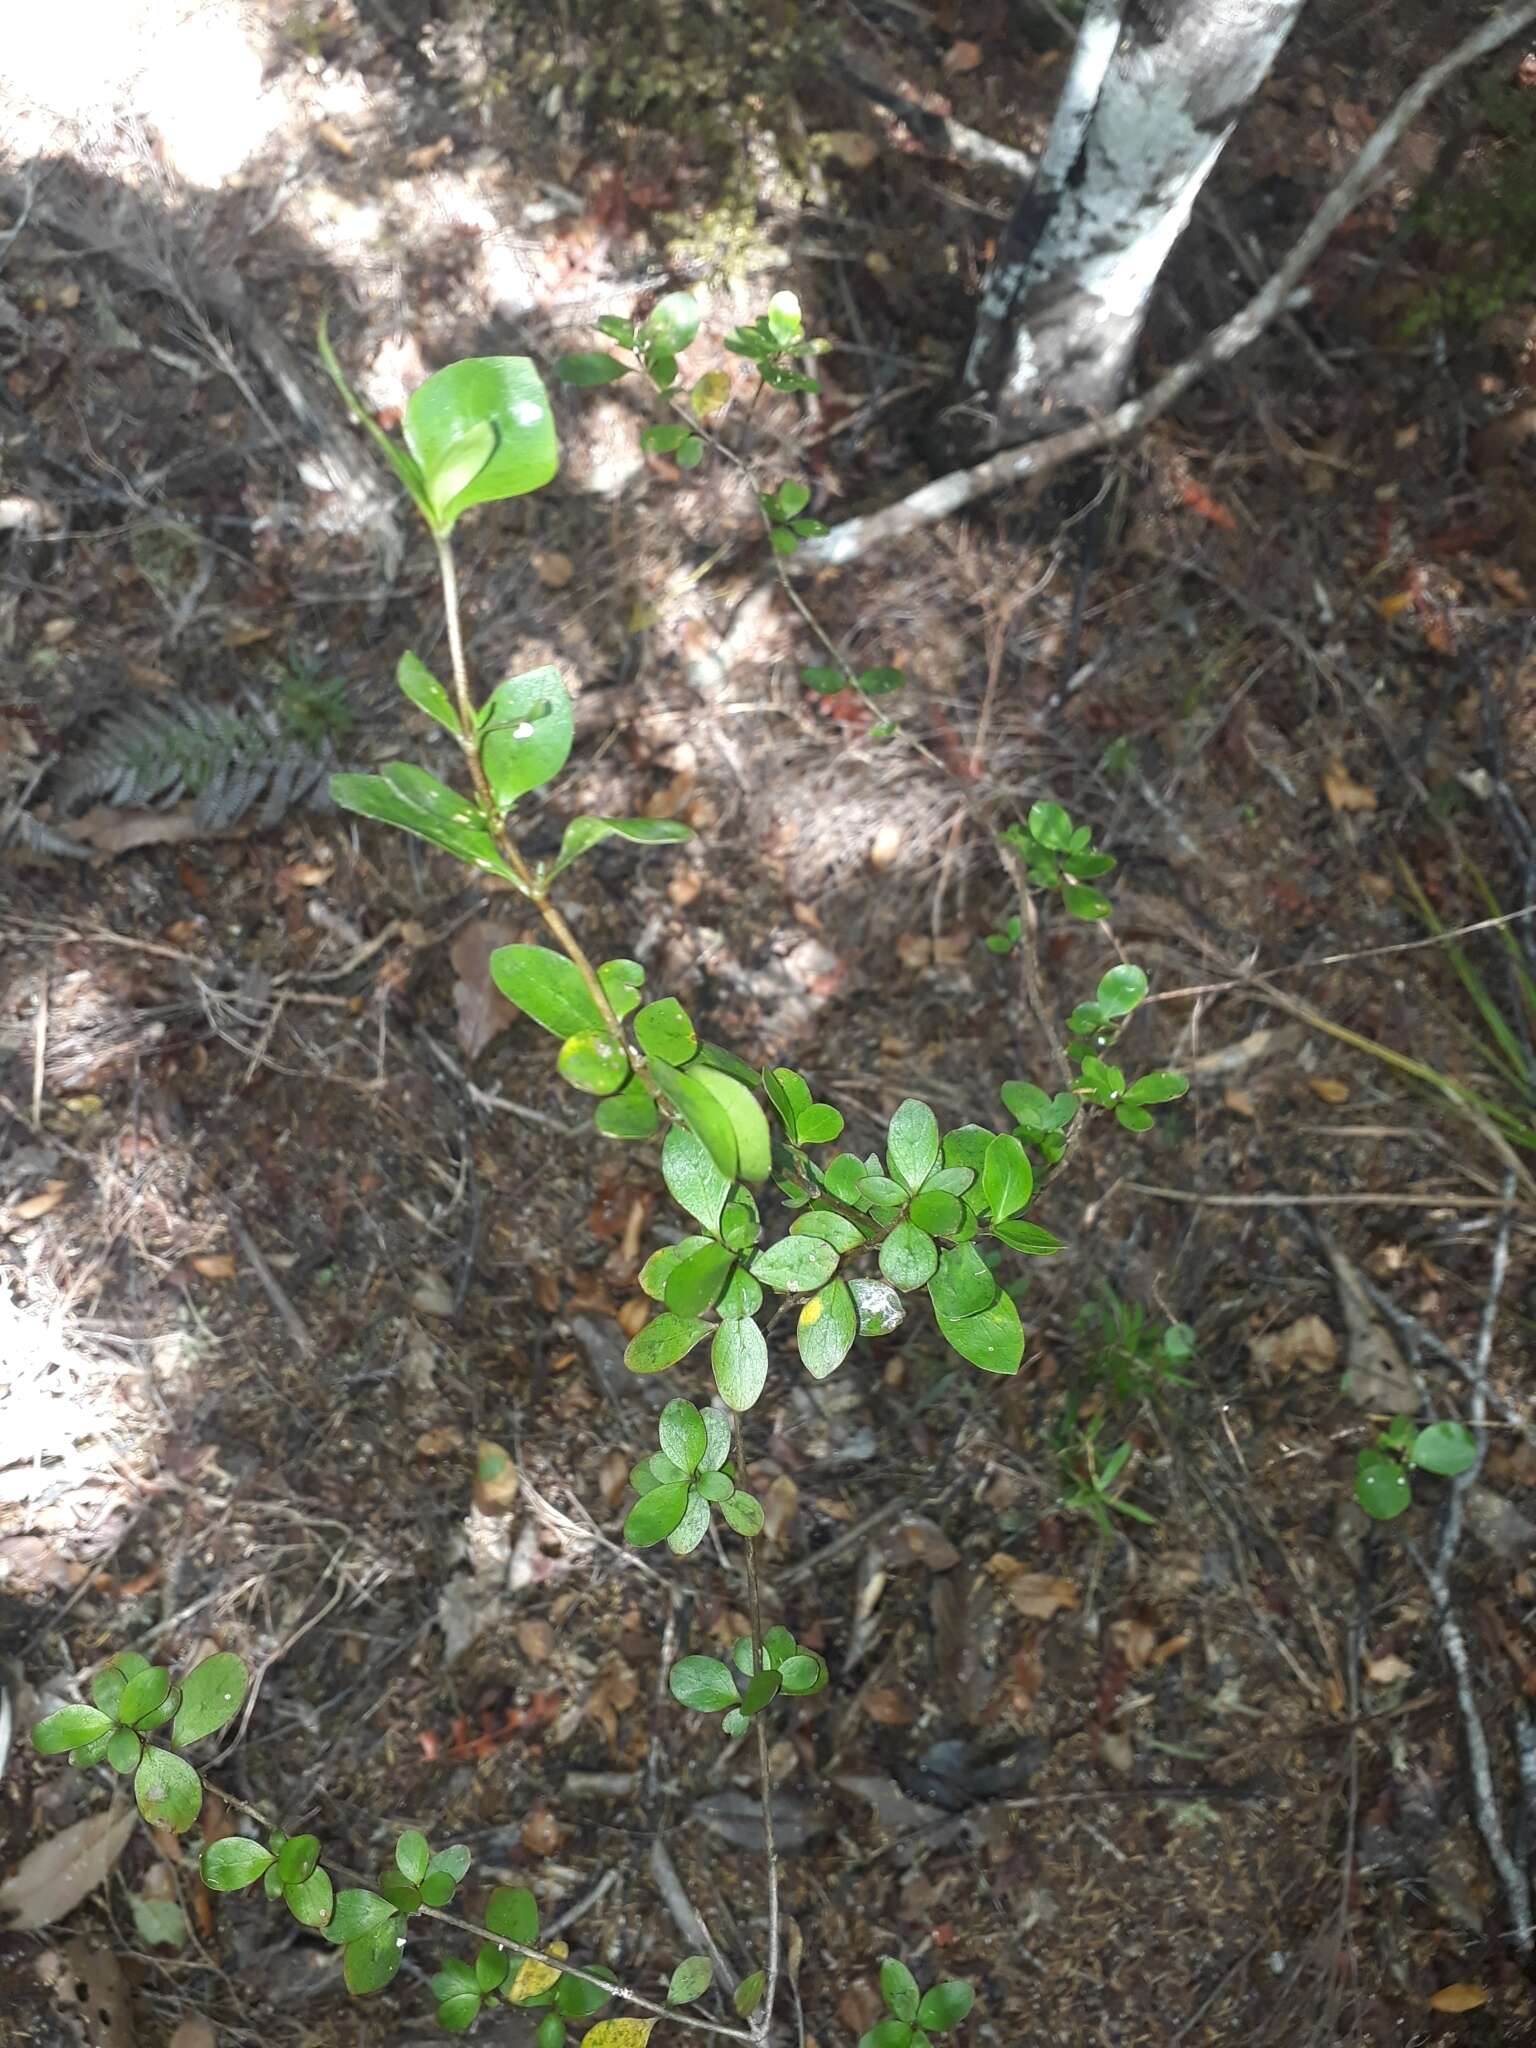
[731,1410,781,2042]
[432,533,652,1081]
[206,1780,753,2042]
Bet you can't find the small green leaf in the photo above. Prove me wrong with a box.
[801,665,847,694]
[327,1889,397,1944]
[594,1074,658,1141]
[624,1481,691,1546]
[344,1916,406,1995]
[857,666,905,695]
[1115,1104,1154,1132]
[277,1835,321,1887]
[663,1240,735,1318]
[106,1728,142,1773]
[285,1866,335,1929]
[721,1707,751,1738]
[403,356,558,530]
[712,1316,769,1411]
[536,2015,568,2048]
[699,1407,732,1472]
[668,1493,712,1555]
[717,1263,765,1319]
[775,479,811,519]
[32,1704,113,1756]
[697,1469,733,1503]
[397,650,458,735]
[751,1235,839,1293]
[1410,1422,1478,1477]
[1063,883,1112,920]
[1028,801,1073,850]
[554,1965,616,2019]
[641,291,701,353]
[928,1243,997,1321]
[1096,964,1149,1017]
[599,958,646,1019]
[880,1223,938,1291]
[721,1490,765,1538]
[907,1188,963,1238]
[557,1030,630,1096]
[659,1399,708,1475]
[859,2025,914,2048]
[797,1279,858,1380]
[170,1650,247,1748]
[661,1122,733,1233]
[556,352,631,386]
[734,1969,767,2017]
[651,1058,738,1181]
[791,1209,866,1254]
[982,1134,1033,1223]
[881,1958,920,2022]
[490,944,603,1038]
[133,1746,202,1833]
[741,1668,782,1715]
[917,1982,975,2032]
[935,1292,1025,1376]
[551,814,692,877]
[886,1099,940,1192]
[436,1992,483,2033]
[1355,1448,1412,1520]
[669,1956,714,2005]
[670,1657,740,1712]
[485,1885,539,1946]
[858,1175,908,1208]
[634,997,699,1066]
[200,1838,275,1892]
[480,666,573,812]
[395,1830,430,1886]
[991,1218,1063,1256]
[89,1653,148,1718]
[625,1312,710,1376]
[117,1665,171,1728]
[1125,1070,1189,1106]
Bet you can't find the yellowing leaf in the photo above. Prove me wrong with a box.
[816,129,879,170]
[581,2023,657,2048]
[509,1940,568,2002]
[1428,1984,1487,2013]
[690,371,731,420]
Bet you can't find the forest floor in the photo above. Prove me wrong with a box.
[3,3,1536,2046]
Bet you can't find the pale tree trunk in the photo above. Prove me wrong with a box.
[964,0,1308,439]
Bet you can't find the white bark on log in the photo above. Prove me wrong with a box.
[965,0,1307,435]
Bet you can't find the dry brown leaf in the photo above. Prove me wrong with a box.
[598,1450,630,1509]
[61,802,207,855]
[1223,1087,1257,1118]
[473,1441,520,1515]
[894,1516,960,1571]
[617,1295,650,1338]
[190,1253,236,1281]
[1328,1245,1416,1412]
[1108,1617,1157,1672]
[36,1941,134,2048]
[1322,758,1378,814]
[1249,1313,1338,1376]
[0,1804,138,1930]
[532,550,574,589]
[314,120,355,159]
[450,918,522,1060]
[943,37,983,73]
[862,1686,916,1726]
[1308,1076,1351,1104]
[415,1427,464,1458]
[1366,1652,1414,1684]
[817,129,879,169]
[668,870,703,909]
[516,1619,555,1663]
[1152,1632,1191,1666]
[986,1560,1080,1621]
[405,136,454,171]
[762,1474,800,1545]
[1428,1984,1487,2013]
[12,1180,68,1220]
[583,1658,639,1744]
[521,1806,565,1855]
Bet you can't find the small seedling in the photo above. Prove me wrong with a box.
[1355,1414,1478,1520]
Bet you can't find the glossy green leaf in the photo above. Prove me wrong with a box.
[712,1316,768,1410]
[479,666,572,812]
[171,1651,247,1748]
[344,1916,406,1995]
[490,944,603,1038]
[719,1490,762,1538]
[982,1134,1033,1223]
[133,1746,202,1832]
[277,1834,321,1886]
[992,1218,1063,1256]
[599,957,646,1019]
[651,1058,738,1181]
[668,1493,712,1555]
[917,1982,975,2032]
[641,291,701,353]
[557,1030,629,1096]
[536,2015,567,2048]
[763,1066,810,1136]
[659,1398,708,1475]
[1097,964,1148,1017]
[699,1406,732,1472]
[791,1208,866,1254]
[860,2020,913,2048]
[734,1971,767,2018]
[880,1223,938,1291]
[200,1838,275,1892]
[1125,1070,1189,1106]
[670,1656,739,1712]
[32,1704,112,1756]
[928,1243,997,1321]
[1028,800,1073,849]
[486,1885,540,1945]
[716,1263,764,1319]
[694,1066,772,1182]
[107,1728,142,1773]
[396,650,458,735]
[625,1313,710,1375]
[1411,1422,1478,1476]
[395,1830,430,1885]
[936,1292,1025,1376]
[436,1992,482,2033]
[751,1235,839,1294]
[286,1866,334,1929]
[403,356,558,529]
[554,352,631,386]
[797,1279,857,1379]
[594,1074,658,1140]
[881,1959,920,2022]
[661,1123,732,1233]
[551,815,693,878]
[90,1653,148,1717]
[1063,882,1112,920]
[886,1099,940,1192]
[554,1965,615,2019]
[330,770,511,877]
[634,998,699,1066]
[669,1956,714,2005]
[720,1195,763,1254]
[327,1889,397,1944]
[780,1653,825,1695]
[741,1668,781,1715]
[697,1469,733,1502]
[624,1481,691,1545]
[907,1188,963,1238]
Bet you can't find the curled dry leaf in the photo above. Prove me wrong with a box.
[868,821,903,871]
[451,918,522,1060]
[893,1516,960,1571]
[515,1618,556,1663]
[1428,1984,1487,2013]
[1108,1617,1157,1673]
[12,1180,69,1221]
[986,1558,1080,1621]
[190,1253,237,1280]
[0,1804,138,1930]
[943,37,983,73]
[1366,1652,1414,1684]
[1322,758,1377,814]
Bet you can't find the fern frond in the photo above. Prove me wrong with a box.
[53,699,336,830]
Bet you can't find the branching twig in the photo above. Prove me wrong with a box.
[797,0,1536,568]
